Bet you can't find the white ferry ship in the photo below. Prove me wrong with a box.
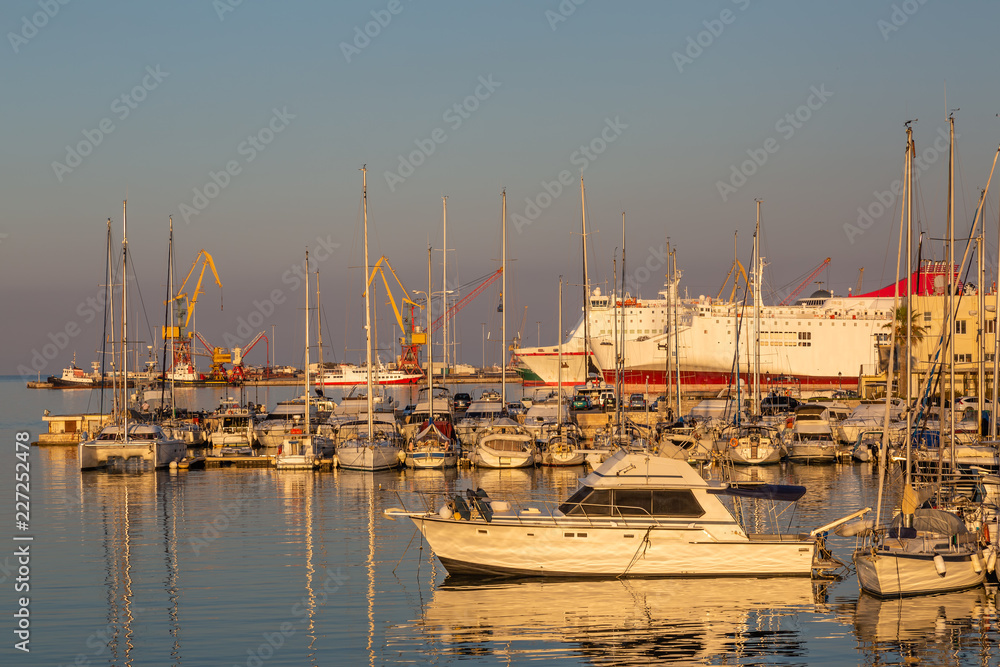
[516,261,962,390]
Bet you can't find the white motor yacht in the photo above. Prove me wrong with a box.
[386,450,847,577]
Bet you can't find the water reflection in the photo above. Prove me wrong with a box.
[398,577,829,665]
[851,587,996,664]
[82,472,178,665]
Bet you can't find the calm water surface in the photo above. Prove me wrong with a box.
[2,377,999,666]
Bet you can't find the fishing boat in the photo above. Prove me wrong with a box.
[80,204,186,471]
[386,449,854,577]
[335,167,403,472]
[275,251,333,469]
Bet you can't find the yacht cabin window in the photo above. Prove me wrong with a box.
[558,486,705,518]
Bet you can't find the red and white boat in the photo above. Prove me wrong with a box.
[314,362,421,387]
[516,262,963,391]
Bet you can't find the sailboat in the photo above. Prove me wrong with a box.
[336,167,404,471]
[80,202,186,471]
[470,189,537,469]
[851,120,986,597]
[722,201,785,466]
[275,251,332,469]
[405,244,459,469]
[539,276,585,466]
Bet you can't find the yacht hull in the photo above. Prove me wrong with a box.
[854,549,985,597]
[414,517,815,577]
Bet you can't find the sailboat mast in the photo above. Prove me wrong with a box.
[558,275,563,430]
[122,199,129,440]
[671,244,682,418]
[617,213,626,429]
[427,244,433,423]
[362,166,375,438]
[442,196,448,374]
[905,123,914,486]
[580,178,590,376]
[753,200,762,415]
[501,189,507,404]
[947,115,956,480]
[305,251,311,438]
[316,266,324,389]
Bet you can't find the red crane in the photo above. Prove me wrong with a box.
[779,258,831,305]
[429,268,503,334]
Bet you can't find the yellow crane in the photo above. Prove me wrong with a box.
[716,258,749,302]
[163,250,224,378]
[367,256,424,373]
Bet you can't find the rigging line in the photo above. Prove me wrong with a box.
[125,249,156,362]
[618,524,655,578]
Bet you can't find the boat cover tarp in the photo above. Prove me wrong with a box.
[890,508,968,536]
[709,483,806,502]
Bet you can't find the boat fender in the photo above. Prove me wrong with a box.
[933,554,947,576]
[786,417,795,428]
[729,438,739,448]
[332,454,339,468]
[972,552,984,574]
[397,449,407,464]
[438,503,453,519]
[983,523,991,544]
[986,547,997,574]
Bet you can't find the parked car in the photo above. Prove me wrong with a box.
[453,392,472,411]
[506,402,526,417]
[628,393,647,410]
[600,393,617,410]
[760,394,800,416]
[571,395,592,410]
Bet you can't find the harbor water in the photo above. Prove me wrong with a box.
[2,376,999,666]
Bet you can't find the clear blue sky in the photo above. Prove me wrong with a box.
[4,1,1000,376]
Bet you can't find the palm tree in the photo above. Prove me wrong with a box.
[881,304,926,397]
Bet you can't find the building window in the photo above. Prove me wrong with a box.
[923,311,931,322]
[954,353,972,363]
[956,320,967,335]
[988,321,996,334]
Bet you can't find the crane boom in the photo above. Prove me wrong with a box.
[430,268,503,333]
[166,249,223,331]
[716,259,749,302]
[779,257,831,305]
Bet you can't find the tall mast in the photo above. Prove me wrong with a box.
[362,166,375,438]
[904,122,914,484]
[994,172,1000,438]
[618,212,626,430]
[316,265,324,390]
[501,189,507,403]
[753,200,762,416]
[427,244,433,423]
[665,237,672,411]
[101,219,112,420]
[122,199,129,439]
[558,275,563,430]
[672,244,682,418]
[304,251,311,438]
[580,177,591,377]
[947,114,955,476]
[442,196,448,374]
